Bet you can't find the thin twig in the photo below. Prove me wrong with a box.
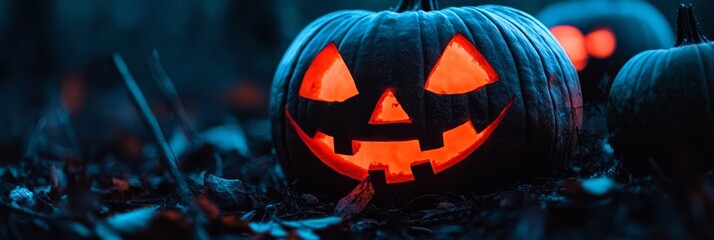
[112,53,209,240]
[148,50,225,176]
[148,49,199,139]
[648,158,673,186]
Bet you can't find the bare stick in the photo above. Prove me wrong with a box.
[148,50,225,176]
[148,49,199,138]
[112,53,209,240]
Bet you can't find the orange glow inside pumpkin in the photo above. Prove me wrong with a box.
[425,33,498,94]
[585,27,616,59]
[550,25,588,71]
[369,89,411,124]
[286,99,514,183]
[299,42,358,102]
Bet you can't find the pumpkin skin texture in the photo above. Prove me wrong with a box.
[270,0,582,198]
[608,5,714,178]
[538,0,673,104]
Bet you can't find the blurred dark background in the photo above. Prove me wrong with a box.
[0,0,711,153]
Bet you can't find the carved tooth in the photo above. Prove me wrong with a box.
[368,168,387,188]
[333,135,354,155]
[418,132,445,151]
[410,160,436,181]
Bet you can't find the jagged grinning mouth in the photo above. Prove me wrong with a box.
[286,98,513,184]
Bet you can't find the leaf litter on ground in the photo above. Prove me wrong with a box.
[1,51,713,239]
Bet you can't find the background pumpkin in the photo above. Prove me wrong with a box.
[270,0,582,198]
[608,4,714,179]
[538,0,673,104]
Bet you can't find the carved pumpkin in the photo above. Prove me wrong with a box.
[538,0,673,104]
[608,5,714,177]
[270,0,582,197]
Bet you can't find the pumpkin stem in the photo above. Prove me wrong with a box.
[674,4,709,47]
[394,0,439,12]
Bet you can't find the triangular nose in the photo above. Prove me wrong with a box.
[369,89,412,124]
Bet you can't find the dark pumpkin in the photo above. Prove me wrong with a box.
[608,5,714,178]
[270,0,582,198]
[538,0,673,104]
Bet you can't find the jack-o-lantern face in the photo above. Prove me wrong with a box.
[550,26,617,71]
[286,34,512,183]
[537,0,673,103]
[271,0,582,198]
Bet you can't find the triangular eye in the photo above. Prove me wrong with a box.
[299,42,359,102]
[425,34,498,95]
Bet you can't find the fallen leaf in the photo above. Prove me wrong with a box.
[217,215,253,234]
[280,217,343,230]
[563,176,616,197]
[301,193,319,205]
[104,206,159,235]
[249,217,343,240]
[201,124,250,157]
[137,210,193,240]
[9,186,36,208]
[112,177,130,192]
[581,177,616,196]
[196,195,221,220]
[204,173,251,211]
[333,176,374,219]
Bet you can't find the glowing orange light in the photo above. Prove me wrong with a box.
[585,27,616,59]
[286,99,513,183]
[426,33,498,94]
[227,81,265,109]
[299,42,358,102]
[369,89,411,124]
[60,73,85,114]
[551,25,588,71]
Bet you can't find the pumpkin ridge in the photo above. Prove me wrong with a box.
[628,53,656,136]
[437,8,486,131]
[700,45,714,119]
[474,8,531,153]
[631,52,659,155]
[415,12,429,135]
[608,53,651,133]
[537,19,583,165]
[486,6,572,167]
[691,45,714,127]
[608,53,636,125]
[490,8,563,167]
[439,9,472,128]
[645,51,669,146]
[334,13,374,75]
[459,8,496,130]
[509,7,582,119]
